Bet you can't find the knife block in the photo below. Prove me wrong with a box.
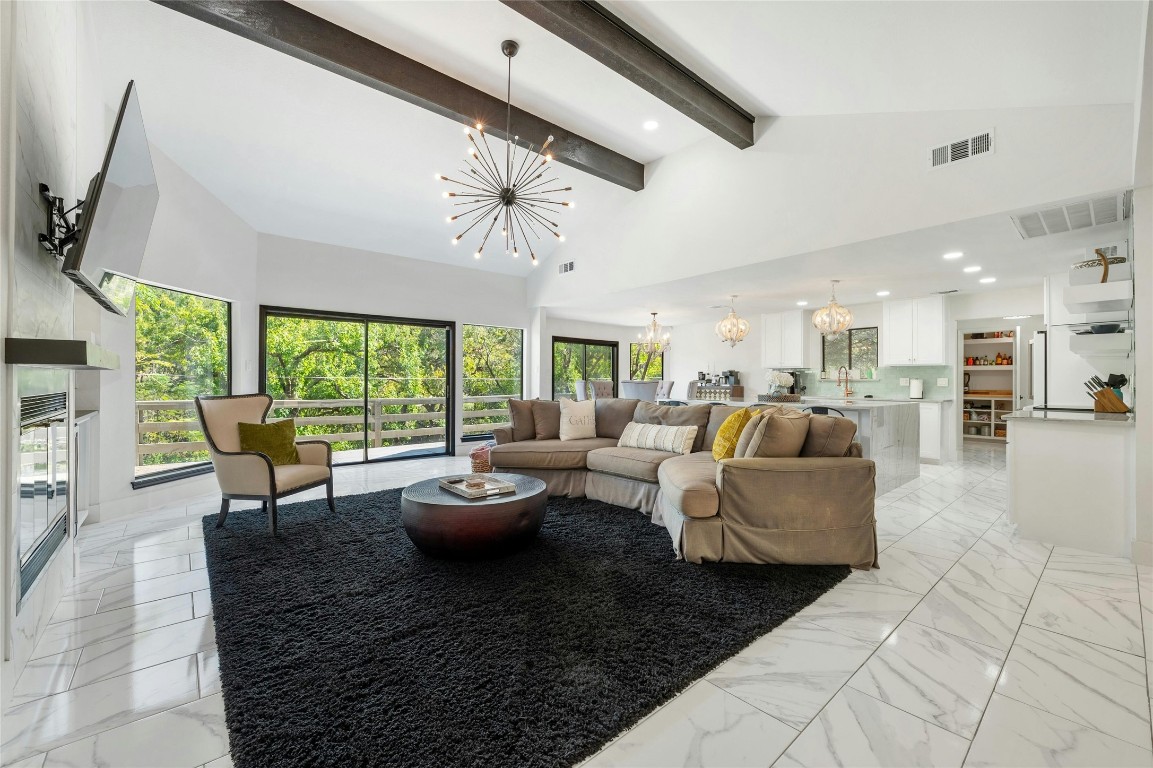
[1092,388,1130,413]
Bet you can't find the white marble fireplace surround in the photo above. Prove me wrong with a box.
[1,443,1150,767]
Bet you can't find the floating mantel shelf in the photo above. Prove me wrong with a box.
[4,338,119,370]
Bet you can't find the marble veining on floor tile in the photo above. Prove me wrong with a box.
[965,694,1153,768]
[30,595,193,660]
[68,616,216,689]
[946,548,1044,599]
[906,577,1027,652]
[847,622,1006,738]
[849,546,954,595]
[995,625,1152,749]
[705,621,876,730]
[796,581,922,644]
[9,650,83,706]
[1023,582,1144,656]
[773,687,970,768]
[586,681,798,767]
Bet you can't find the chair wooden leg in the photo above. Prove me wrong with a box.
[327,478,336,513]
[261,500,268,516]
[215,498,230,528]
[268,497,278,535]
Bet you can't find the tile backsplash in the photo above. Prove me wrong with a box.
[797,366,955,400]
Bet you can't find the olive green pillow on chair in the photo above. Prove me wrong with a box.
[237,419,300,466]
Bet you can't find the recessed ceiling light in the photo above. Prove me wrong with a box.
[1003,315,1031,320]
[643,120,659,131]
[963,265,982,273]
[980,277,996,284]
[876,290,890,297]
[796,301,808,306]
[942,251,963,260]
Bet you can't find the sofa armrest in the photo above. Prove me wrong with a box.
[295,440,332,468]
[492,426,514,445]
[716,457,876,529]
[210,451,275,496]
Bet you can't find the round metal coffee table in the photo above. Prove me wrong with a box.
[400,473,547,558]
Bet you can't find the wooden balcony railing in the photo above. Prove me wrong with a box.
[135,395,512,464]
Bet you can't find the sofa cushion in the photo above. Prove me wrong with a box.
[559,398,596,440]
[711,407,753,461]
[594,398,640,439]
[801,414,858,458]
[704,405,743,452]
[746,410,811,458]
[617,422,697,455]
[490,437,618,470]
[508,399,537,442]
[733,407,776,458]
[532,400,561,440]
[657,452,720,519]
[633,402,712,453]
[587,446,679,483]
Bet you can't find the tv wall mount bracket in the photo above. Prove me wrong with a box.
[38,182,85,259]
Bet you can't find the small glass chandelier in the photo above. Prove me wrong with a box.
[638,312,671,355]
[715,296,750,348]
[812,279,854,339]
[436,40,573,266]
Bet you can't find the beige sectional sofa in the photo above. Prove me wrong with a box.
[491,399,878,569]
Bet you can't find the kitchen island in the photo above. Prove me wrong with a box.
[1004,409,1136,557]
[682,398,919,495]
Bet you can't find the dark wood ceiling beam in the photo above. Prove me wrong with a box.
[500,0,755,149]
[151,0,645,191]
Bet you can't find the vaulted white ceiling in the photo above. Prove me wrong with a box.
[87,0,1148,288]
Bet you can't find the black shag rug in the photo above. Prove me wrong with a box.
[203,489,849,768]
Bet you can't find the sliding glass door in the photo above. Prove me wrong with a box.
[552,337,618,399]
[261,307,453,464]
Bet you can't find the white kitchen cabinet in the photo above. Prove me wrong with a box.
[881,296,946,366]
[762,310,808,368]
[918,402,941,462]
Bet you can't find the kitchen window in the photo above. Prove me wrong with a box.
[822,327,879,375]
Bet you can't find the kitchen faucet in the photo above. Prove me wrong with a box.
[838,366,854,397]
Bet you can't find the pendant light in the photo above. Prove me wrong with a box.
[811,280,854,339]
[638,312,670,355]
[715,296,750,348]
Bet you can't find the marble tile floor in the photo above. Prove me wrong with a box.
[3,446,1151,767]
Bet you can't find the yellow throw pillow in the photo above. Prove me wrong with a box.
[712,407,754,461]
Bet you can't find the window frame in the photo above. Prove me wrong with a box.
[131,282,232,489]
[551,336,619,400]
[461,323,525,443]
[821,326,879,374]
[258,305,456,465]
[628,343,664,381]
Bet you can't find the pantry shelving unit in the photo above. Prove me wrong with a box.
[961,332,1016,443]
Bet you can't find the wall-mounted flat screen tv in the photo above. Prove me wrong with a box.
[62,80,159,316]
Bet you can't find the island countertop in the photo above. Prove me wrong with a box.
[1002,409,1134,426]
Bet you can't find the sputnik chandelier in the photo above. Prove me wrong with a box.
[437,40,573,265]
[811,279,854,338]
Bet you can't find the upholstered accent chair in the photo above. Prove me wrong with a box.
[195,394,335,534]
[620,380,660,401]
[655,380,674,400]
[588,379,615,399]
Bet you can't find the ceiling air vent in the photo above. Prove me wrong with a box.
[935,289,960,295]
[929,129,994,169]
[1009,193,1127,240]
[558,261,575,274]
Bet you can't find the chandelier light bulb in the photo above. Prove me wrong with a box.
[474,251,482,259]
[452,238,460,245]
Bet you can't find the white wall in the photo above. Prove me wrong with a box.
[530,105,1136,307]
[1132,185,1151,566]
[1,0,81,699]
[77,145,260,520]
[665,317,766,402]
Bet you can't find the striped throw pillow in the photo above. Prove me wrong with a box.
[617,421,698,455]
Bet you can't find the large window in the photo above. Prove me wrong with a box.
[552,337,618,399]
[134,283,231,480]
[629,343,664,381]
[463,325,523,440]
[822,327,879,375]
[261,307,453,464]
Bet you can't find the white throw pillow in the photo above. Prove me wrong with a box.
[617,421,697,455]
[558,397,596,441]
